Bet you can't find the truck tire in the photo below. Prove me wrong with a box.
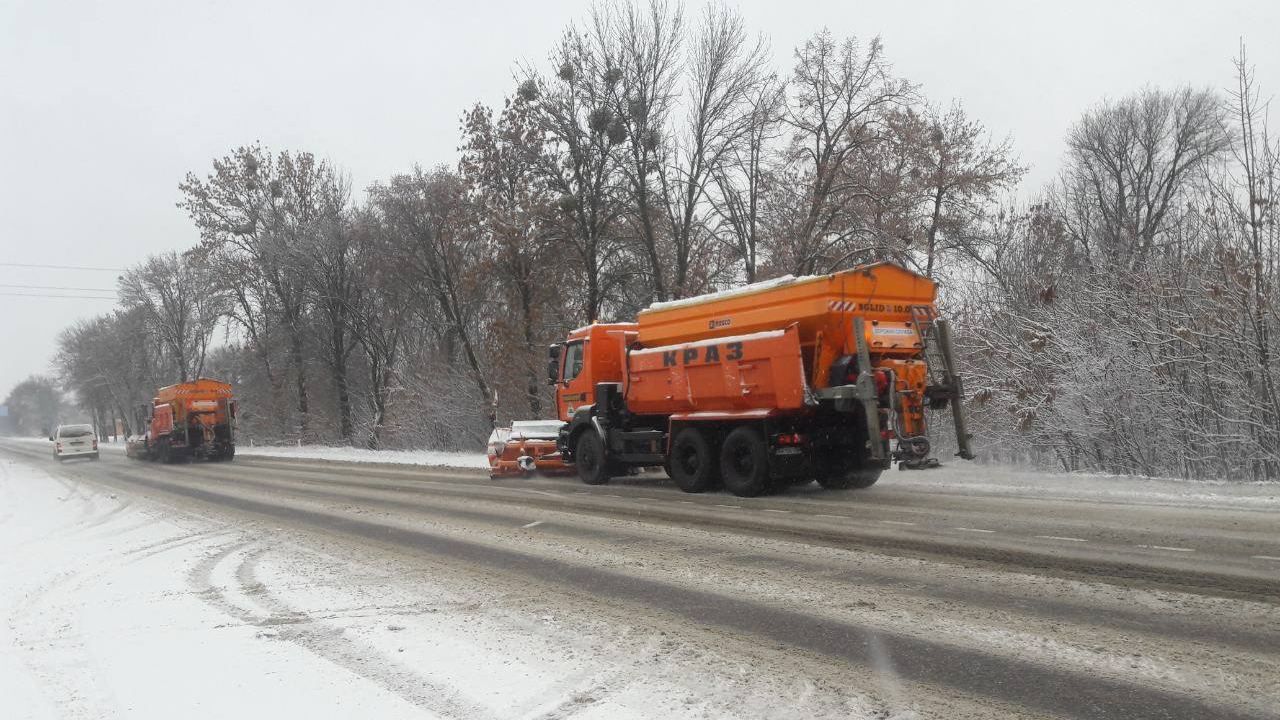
[669,428,718,493]
[574,431,610,485]
[720,426,770,497]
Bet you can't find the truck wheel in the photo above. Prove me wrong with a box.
[720,426,770,497]
[669,428,718,493]
[575,431,610,485]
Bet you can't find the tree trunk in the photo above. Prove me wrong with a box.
[519,279,542,417]
[288,324,309,439]
[331,325,353,442]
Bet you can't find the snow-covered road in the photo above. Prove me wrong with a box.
[1,452,848,719]
[2,441,1278,719]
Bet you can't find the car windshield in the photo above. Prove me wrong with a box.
[58,425,94,438]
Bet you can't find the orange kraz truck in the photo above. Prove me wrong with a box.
[548,262,973,496]
[128,378,237,462]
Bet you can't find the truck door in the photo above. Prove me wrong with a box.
[556,339,591,420]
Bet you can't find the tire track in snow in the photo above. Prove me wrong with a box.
[193,541,499,720]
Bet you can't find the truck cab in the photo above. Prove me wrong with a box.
[548,323,636,422]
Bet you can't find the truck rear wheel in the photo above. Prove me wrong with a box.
[669,428,718,493]
[720,426,770,497]
[574,431,610,485]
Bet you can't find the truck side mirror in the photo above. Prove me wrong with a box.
[547,344,562,385]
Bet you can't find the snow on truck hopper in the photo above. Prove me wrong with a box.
[126,378,237,462]
[548,262,974,497]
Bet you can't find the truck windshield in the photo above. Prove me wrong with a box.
[563,341,584,382]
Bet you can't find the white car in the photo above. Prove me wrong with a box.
[51,424,99,461]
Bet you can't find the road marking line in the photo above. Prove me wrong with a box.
[522,521,544,529]
[880,520,916,526]
[1036,535,1088,542]
[526,489,558,497]
[676,500,695,504]
[762,509,791,514]
[954,527,995,533]
[603,494,624,498]
[816,514,848,520]
[714,504,742,509]
[1136,544,1195,553]
[1251,555,1280,561]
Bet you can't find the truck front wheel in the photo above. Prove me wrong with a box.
[574,431,610,485]
[669,428,718,493]
[720,426,770,497]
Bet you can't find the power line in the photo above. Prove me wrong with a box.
[0,291,119,300]
[0,262,125,272]
[0,283,116,293]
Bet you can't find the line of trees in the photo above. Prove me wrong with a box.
[26,4,1279,480]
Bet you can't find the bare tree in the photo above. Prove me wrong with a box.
[590,0,684,301]
[303,206,360,442]
[523,31,628,323]
[118,250,224,382]
[775,30,914,275]
[909,103,1025,277]
[1060,86,1230,267]
[710,73,785,282]
[1217,42,1280,476]
[370,167,495,426]
[461,90,567,417]
[658,2,770,296]
[180,146,347,439]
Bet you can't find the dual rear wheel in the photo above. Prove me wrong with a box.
[669,426,775,498]
[578,423,882,496]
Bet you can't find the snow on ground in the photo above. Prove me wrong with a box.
[892,460,1280,509]
[0,451,878,720]
[4,435,483,468]
[0,454,436,719]
[5,434,1275,508]
[232,442,488,469]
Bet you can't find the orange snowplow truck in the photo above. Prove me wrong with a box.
[132,378,237,462]
[548,262,973,496]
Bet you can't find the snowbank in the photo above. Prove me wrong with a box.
[892,461,1280,509]
[236,443,488,469]
[2,436,485,469]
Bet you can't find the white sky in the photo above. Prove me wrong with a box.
[2,0,1277,396]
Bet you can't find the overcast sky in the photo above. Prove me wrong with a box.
[2,0,1277,396]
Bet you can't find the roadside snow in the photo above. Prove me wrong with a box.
[892,461,1280,509]
[2,436,485,469]
[234,443,488,469]
[0,454,431,719]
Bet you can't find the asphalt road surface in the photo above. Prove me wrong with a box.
[4,439,1278,719]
